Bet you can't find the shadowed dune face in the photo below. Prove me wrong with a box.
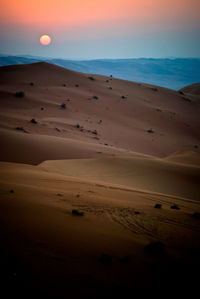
[0,63,200,295]
[0,62,200,163]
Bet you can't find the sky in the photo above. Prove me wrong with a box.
[0,0,200,59]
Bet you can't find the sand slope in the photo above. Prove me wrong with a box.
[0,62,200,162]
[1,63,200,295]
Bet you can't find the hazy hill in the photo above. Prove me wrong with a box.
[1,55,200,90]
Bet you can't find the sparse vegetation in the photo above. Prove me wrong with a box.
[93,96,98,100]
[147,129,154,134]
[62,84,66,87]
[109,87,112,90]
[179,91,184,95]
[72,209,84,216]
[145,241,165,256]
[106,80,109,83]
[75,84,79,87]
[15,91,25,97]
[92,130,98,135]
[134,211,140,215]
[194,145,199,149]
[75,123,80,128]
[30,118,37,124]
[15,126,28,133]
[61,103,66,109]
[30,82,34,86]
[88,76,95,81]
[152,87,158,91]
[98,253,112,264]
[154,203,162,209]
[41,107,44,110]
[170,204,180,210]
[192,212,200,219]
[10,189,14,193]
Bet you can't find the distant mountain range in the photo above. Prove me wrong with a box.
[0,55,200,90]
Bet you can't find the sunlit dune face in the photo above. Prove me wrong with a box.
[40,35,51,46]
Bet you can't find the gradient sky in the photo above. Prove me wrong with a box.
[0,0,200,59]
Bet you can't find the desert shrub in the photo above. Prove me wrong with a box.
[61,103,66,109]
[76,123,80,128]
[154,203,162,209]
[109,87,112,90]
[106,80,109,83]
[75,84,79,87]
[179,91,184,95]
[152,87,158,91]
[93,96,98,100]
[10,189,14,193]
[15,91,25,97]
[62,84,66,87]
[72,209,84,216]
[147,129,154,133]
[170,204,180,210]
[92,130,98,135]
[194,145,199,149]
[192,212,200,219]
[41,107,44,110]
[145,241,165,256]
[104,143,108,146]
[30,118,37,124]
[30,82,34,86]
[98,253,112,264]
[134,211,140,215]
[88,76,95,81]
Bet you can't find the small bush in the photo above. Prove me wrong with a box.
[10,189,14,193]
[106,80,109,83]
[93,96,98,100]
[61,103,66,109]
[62,84,66,87]
[75,123,80,128]
[135,211,140,215]
[152,87,158,92]
[30,118,37,124]
[145,241,165,256]
[109,87,112,90]
[41,107,44,110]
[192,212,200,219]
[88,76,95,81]
[72,209,84,216]
[147,129,154,134]
[75,84,79,87]
[104,143,108,146]
[15,91,25,97]
[15,126,28,133]
[98,253,112,264]
[194,145,199,149]
[171,204,180,210]
[92,130,98,135]
[30,82,34,86]
[154,203,162,209]
[179,91,184,95]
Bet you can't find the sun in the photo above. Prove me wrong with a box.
[40,35,51,46]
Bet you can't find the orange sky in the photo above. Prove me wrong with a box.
[1,0,200,27]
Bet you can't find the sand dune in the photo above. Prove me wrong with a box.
[0,62,199,161]
[0,62,200,295]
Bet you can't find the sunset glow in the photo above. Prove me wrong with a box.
[0,0,200,59]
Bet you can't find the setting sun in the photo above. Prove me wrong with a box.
[40,34,51,46]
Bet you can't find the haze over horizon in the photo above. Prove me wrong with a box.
[0,0,200,59]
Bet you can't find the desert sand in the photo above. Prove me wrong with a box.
[0,62,200,296]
